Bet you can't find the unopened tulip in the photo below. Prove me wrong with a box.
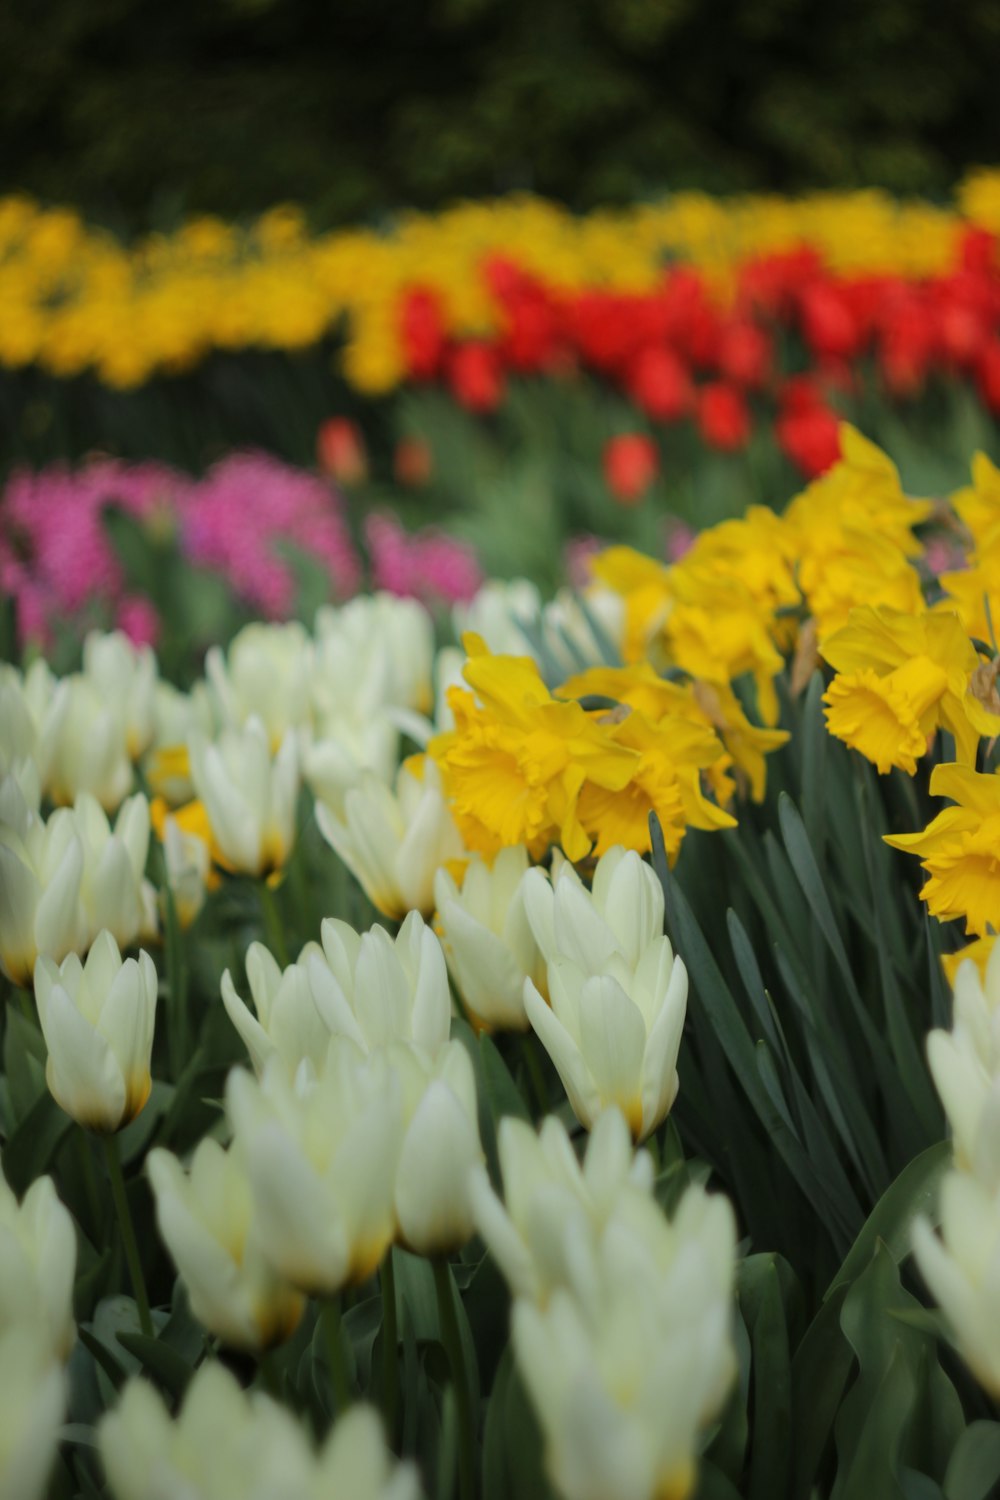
[434,846,547,1031]
[0,1169,76,1362]
[189,718,299,878]
[0,789,86,987]
[34,931,158,1133]
[226,1044,403,1296]
[913,1169,1000,1398]
[76,793,158,950]
[926,944,1000,1182]
[0,1325,66,1500]
[39,675,134,811]
[392,1040,483,1256]
[82,631,158,760]
[307,911,451,1059]
[154,802,212,929]
[222,943,330,1077]
[316,594,434,715]
[148,1140,304,1352]
[205,621,315,748]
[470,1108,654,1303]
[315,756,463,920]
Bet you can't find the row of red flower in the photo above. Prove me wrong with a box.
[394,227,1000,478]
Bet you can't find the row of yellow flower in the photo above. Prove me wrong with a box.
[3,171,1000,391]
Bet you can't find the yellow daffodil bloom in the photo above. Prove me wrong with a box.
[885,763,1000,935]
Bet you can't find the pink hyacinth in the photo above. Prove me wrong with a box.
[365,511,483,606]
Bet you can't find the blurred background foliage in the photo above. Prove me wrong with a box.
[4,0,1000,227]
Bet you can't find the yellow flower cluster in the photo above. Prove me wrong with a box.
[2,172,999,391]
[581,425,1000,940]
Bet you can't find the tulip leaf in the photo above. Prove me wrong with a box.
[826,1141,951,1300]
[78,1326,128,1396]
[116,1331,196,1399]
[943,1422,1000,1500]
[482,1346,515,1500]
[2,1088,73,1195]
[740,1253,793,1500]
[692,1461,745,1500]
[479,1034,530,1128]
[790,1284,853,1499]
[2,1006,46,1123]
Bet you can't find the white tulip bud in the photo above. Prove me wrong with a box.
[189,718,299,878]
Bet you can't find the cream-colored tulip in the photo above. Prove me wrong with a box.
[317,594,434,714]
[0,789,86,987]
[522,846,665,976]
[392,1040,483,1256]
[158,808,211,929]
[188,717,299,878]
[226,1043,403,1295]
[82,630,158,760]
[307,910,451,1059]
[99,1361,420,1500]
[302,714,399,819]
[471,1107,654,1304]
[76,792,158,950]
[434,845,546,1031]
[453,579,543,656]
[0,1325,66,1500]
[148,1140,304,1352]
[512,1181,737,1500]
[206,621,315,747]
[315,756,463,920]
[34,931,158,1133]
[0,1168,76,1362]
[222,942,331,1077]
[913,1169,1000,1398]
[39,674,134,811]
[143,680,213,805]
[926,944,1000,1182]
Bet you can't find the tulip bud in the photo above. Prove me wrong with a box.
[434,846,546,1031]
[205,621,314,748]
[39,675,134,811]
[316,756,464,921]
[82,630,158,760]
[153,801,211,929]
[316,594,434,715]
[222,942,331,1077]
[188,718,299,879]
[913,1169,1000,1399]
[148,1140,304,1352]
[307,910,451,1059]
[226,1045,403,1296]
[34,931,158,1133]
[0,1325,66,1500]
[0,1169,76,1362]
[317,416,368,485]
[0,787,86,987]
[926,943,1000,1184]
[393,1040,483,1256]
[76,792,158,951]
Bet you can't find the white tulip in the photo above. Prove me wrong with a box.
[0,789,86,987]
[189,717,299,878]
[226,1044,403,1296]
[0,1325,65,1500]
[76,792,158,950]
[434,845,546,1031]
[522,846,665,975]
[206,621,315,747]
[315,756,464,921]
[148,1140,304,1352]
[0,669,38,779]
[453,579,543,657]
[82,630,158,760]
[512,1181,737,1500]
[34,931,158,1133]
[317,594,434,714]
[392,1040,483,1256]
[0,1169,76,1362]
[470,1108,654,1303]
[222,943,331,1077]
[307,911,451,1060]
[913,1169,1000,1398]
[927,944,1000,1184]
[39,674,134,811]
[143,680,213,805]
[99,1362,420,1500]
[158,808,211,929]
[302,714,399,819]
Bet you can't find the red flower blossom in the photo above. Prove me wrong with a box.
[448,342,504,413]
[697,383,751,452]
[603,435,659,505]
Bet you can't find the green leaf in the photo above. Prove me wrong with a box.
[479,1035,530,1127]
[791,1286,854,1499]
[2,1089,73,1195]
[944,1422,1000,1500]
[827,1142,951,1300]
[740,1254,793,1500]
[116,1331,195,1399]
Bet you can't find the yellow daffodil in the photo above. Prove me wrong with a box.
[885,763,1000,935]
[821,606,1000,773]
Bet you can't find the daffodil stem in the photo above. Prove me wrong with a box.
[103,1133,153,1339]
[521,1032,549,1116]
[432,1258,475,1500]
[322,1297,353,1415]
[381,1250,399,1443]
[259,881,290,968]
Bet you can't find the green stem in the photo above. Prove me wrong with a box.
[259,881,290,968]
[76,1132,103,1238]
[15,987,35,1026]
[381,1250,399,1443]
[522,1031,549,1116]
[321,1297,353,1415]
[102,1133,153,1338]
[432,1259,475,1500]
[258,1348,282,1401]
[163,877,188,1081]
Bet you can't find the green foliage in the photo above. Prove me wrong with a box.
[2,0,999,224]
